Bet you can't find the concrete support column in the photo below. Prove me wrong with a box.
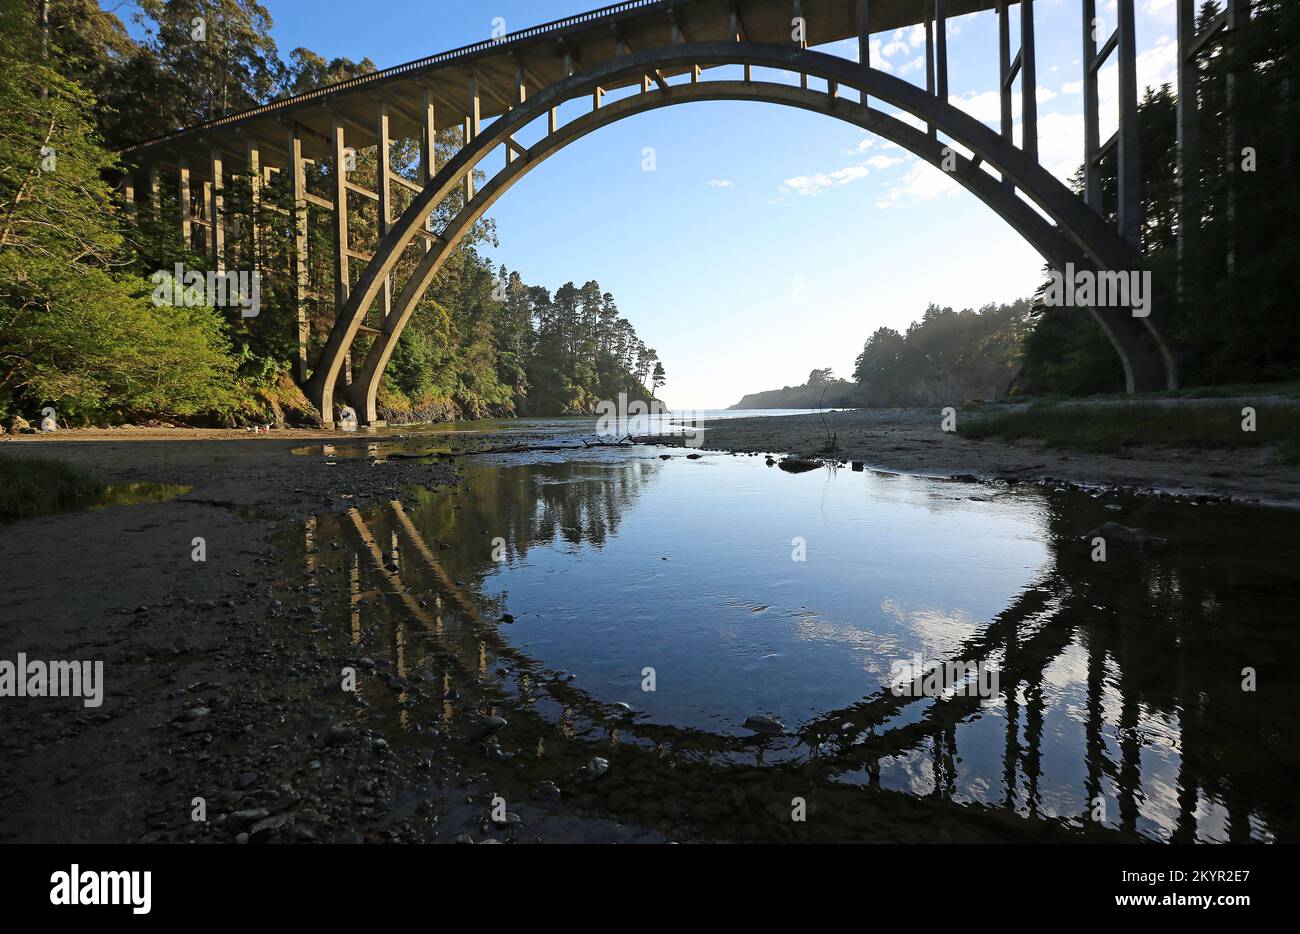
[854,0,868,62]
[462,117,473,203]
[464,76,480,203]
[924,1,934,93]
[420,86,436,254]
[330,118,351,385]
[246,140,261,270]
[508,64,526,164]
[178,157,192,250]
[794,0,807,89]
[1223,0,1250,274]
[375,100,392,321]
[1021,0,1038,164]
[998,0,1013,187]
[209,149,224,270]
[200,180,212,257]
[935,0,948,101]
[857,0,870,109]
[289,129,310,384]
[147,163,160,223]
[1116,0,1141,248]
[421,86,437,184]
[1082,0,1103,211]
[738,2,759,82]
[1175,0,1198,296]
[123,172,136,221]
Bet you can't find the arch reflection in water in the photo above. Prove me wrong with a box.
[279,450,1299,843]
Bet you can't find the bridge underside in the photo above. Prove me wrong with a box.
[117,0,1208,426]
[121,0,1004,166]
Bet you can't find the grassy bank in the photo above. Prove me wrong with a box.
[959,400,1300,463]
[0,455,104,517]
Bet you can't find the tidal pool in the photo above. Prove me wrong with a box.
[276,448,1299,843]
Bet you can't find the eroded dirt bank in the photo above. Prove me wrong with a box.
[667,408,1300,509]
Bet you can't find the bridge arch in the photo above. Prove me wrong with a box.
[304,42,1176,426]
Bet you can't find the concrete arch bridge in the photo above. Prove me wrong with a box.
[121,0,1243,425]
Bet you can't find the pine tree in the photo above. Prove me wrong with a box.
[0,0,237,421]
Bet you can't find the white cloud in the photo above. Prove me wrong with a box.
[844,137,875,155]
[1095,33,1179,130]
[898,55,926,76]
[870,39,894,72]
[780,164,872,197]
[948,86,1054,127]
[951,90,1007,125]
[706,179,735,188]
[865,155,903,171]
[1033,111,1087,183]
[882,29,911,59]
[875,161,958,209]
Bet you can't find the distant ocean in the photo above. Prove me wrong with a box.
[369,408,852,438]
[681,408,853,421]
[606,407,854,436]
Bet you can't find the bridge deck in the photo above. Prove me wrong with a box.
[123,0,1005,165]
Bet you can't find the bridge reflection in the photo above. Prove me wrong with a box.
[284,458,1295,843]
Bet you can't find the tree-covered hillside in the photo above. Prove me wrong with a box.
[0,0,664,427]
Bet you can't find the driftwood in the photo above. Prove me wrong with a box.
[381,435,640,460]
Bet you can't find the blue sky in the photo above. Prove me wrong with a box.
[111,0,1184,408]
